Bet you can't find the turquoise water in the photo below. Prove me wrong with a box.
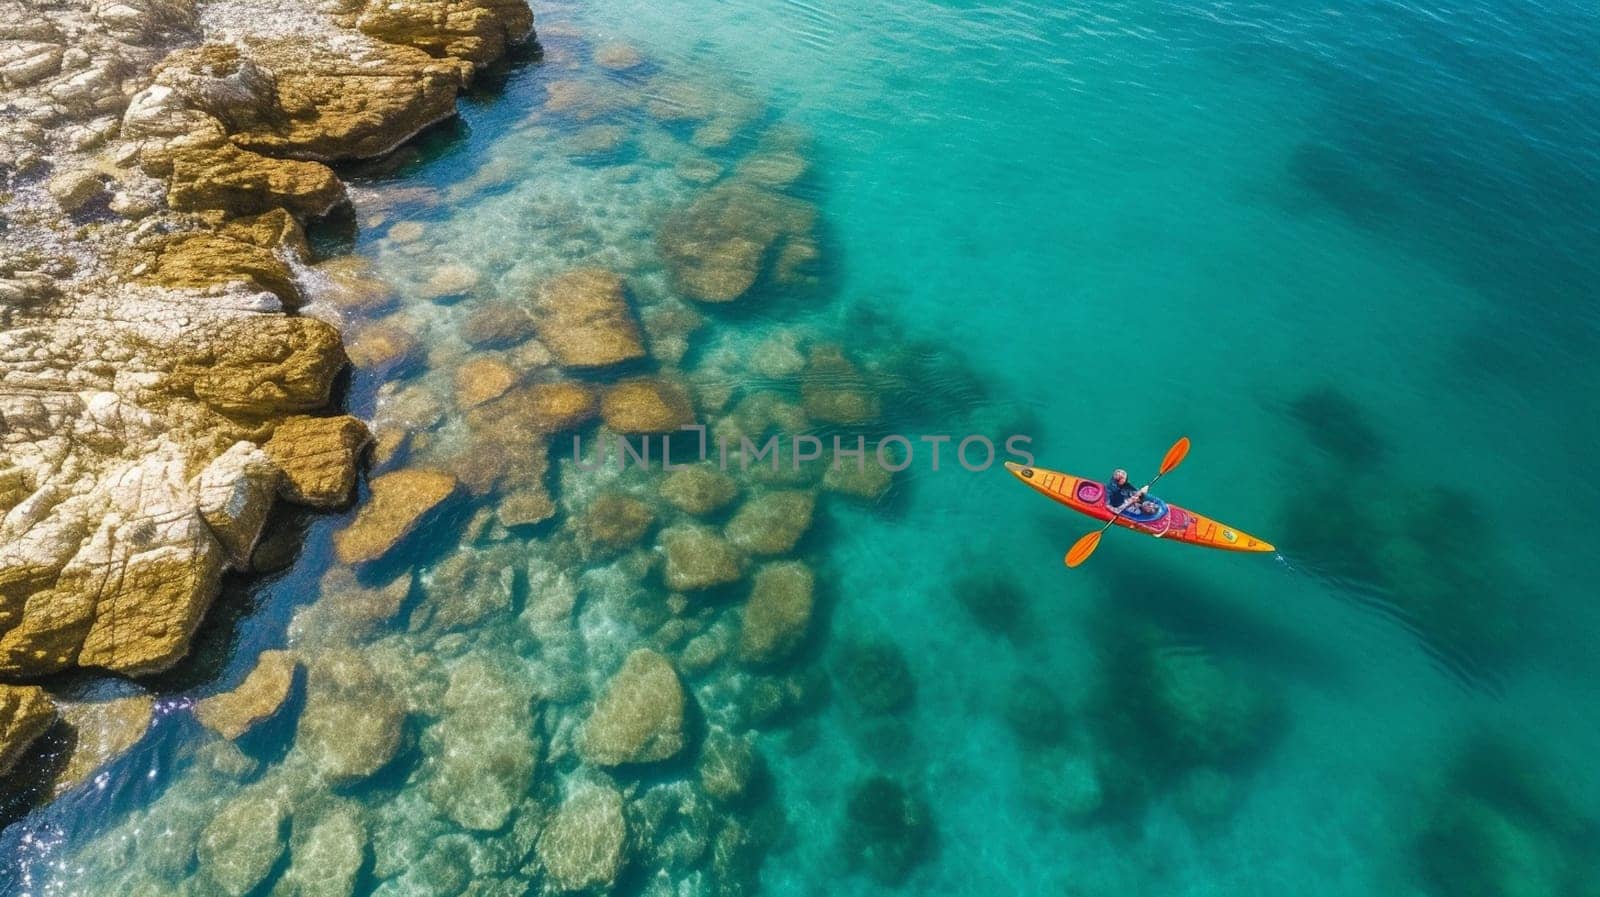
[6,1,1600,895]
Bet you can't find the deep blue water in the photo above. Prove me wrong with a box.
[5,1,1599,895]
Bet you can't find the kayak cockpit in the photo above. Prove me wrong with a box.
[1076,480,1169,523]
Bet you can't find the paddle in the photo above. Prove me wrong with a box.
[1064,436,1191,568]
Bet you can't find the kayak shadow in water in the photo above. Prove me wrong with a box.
[1074,551,1352,692]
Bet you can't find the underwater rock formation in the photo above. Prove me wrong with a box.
[538,781,628,892]
[659,463,741,517]
[1413,734,1600,897]
[725,489,815,555]
[660,525,745,591]
[199,789,288,897]
[332,467,460,565]
[579,648,688,766]
[295,650,408,786]
[657,181,818,303]
[738,561,815,664]
[532,268,647,369]
[600,377,697,433]
[196,649,300,740]
[842,776,935,884]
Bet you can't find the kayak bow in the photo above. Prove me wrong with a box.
[1005,461,1274,554]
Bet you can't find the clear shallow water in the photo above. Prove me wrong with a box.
[6,1,1600,895]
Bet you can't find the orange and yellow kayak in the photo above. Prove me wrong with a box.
[1004,461,1275,553]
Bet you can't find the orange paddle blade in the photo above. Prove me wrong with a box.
[1064,531,1103,568]
[1159,436,1191,476]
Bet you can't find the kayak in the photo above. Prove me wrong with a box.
[1003,461,1275,553]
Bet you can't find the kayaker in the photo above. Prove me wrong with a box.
[1105,468,1147,514]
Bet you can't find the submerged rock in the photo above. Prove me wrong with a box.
[332,468,459,565]
[657,182,817,303]
[841,776,934,884]
[578,648,686,766]
[453,357,518,408]
[51,694,156,795]
[538,783,627,892]
[594,41,644,71]
[296,651,407,786]
[462,303,538,348]
[199,790,287,897]
[659,464,739,516]
[660,525,744,591]
[580,492,657,549]
[699,727,758,803]
[600,377,696,433]
[823,458,893,501]
[196,650,299,740]
[801,344,879,424]
[725,489,815,555]
[419,262,481,302]
[423,657,538,831]
[531,268,646,369]
[282,800,368,897]
[835,640,916,715]
[739,561,815,664]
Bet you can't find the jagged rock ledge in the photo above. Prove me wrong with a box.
[0,0,533,773]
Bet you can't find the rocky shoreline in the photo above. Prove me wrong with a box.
[0,0,533,776]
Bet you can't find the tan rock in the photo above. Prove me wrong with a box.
[332,468,458,564]
[346,320,422,373]
[0,684,57,777]
[660,525,743,591]
[801,344,880,424]
[167,143,346,218]
[195,441,281,567]
[824,456,893,500]
[466,382,598,436]
[739,562,815,663]
[296,651,406,785]
[659,464,739,516]
[657,183,817,302]
[47,169,105,211]
[725,490,815,555]
[531,268,646,369]
[461,303,536,348]
[420,263,480,301]
[141,231,301,302]
[52,694,155,795]
[594,41,643,71]
[196,650,299,740]
[538,783,627,891]
[200,789,287,897]
[354,0,535,68]
[580,493,655,549]
[600,378,695,433]
[578,649,686,766]
[229,37,469,162]
[166,315,349,418]
[453,357,517,408]
[264,415,371,507]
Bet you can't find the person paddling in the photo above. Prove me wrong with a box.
[1106,468,1159,517]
